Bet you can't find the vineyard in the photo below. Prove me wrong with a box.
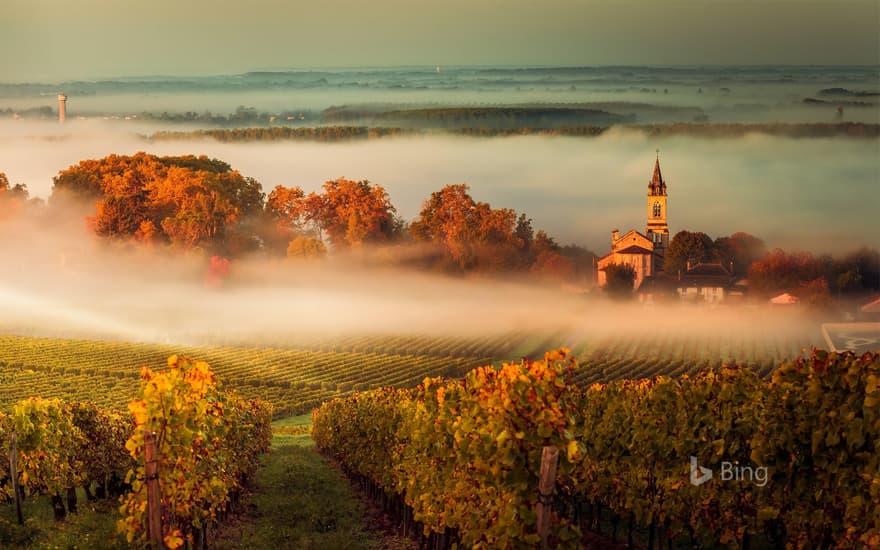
[0,335,499,417]
[313,349,880,549]
[1,356,272,549]
[0,320,822,417]
[0,322,866,548]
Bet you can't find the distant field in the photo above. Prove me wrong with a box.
[0,335,498,416]
[0,323,824,414]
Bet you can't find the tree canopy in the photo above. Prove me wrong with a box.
[51,153,265,253]
[266,178,397,250]
[42,154,597,282]
[664,230,715,275]
[604,263,636,299]
[410,184,526,270]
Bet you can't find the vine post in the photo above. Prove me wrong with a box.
[144,430,163,548]
[537,445,559,549]
[9,433,23,525]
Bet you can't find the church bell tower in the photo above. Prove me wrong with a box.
[646,150,669,252]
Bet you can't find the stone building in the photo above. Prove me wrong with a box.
[597,153,669,289]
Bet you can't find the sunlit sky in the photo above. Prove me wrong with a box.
[1,0,878,81]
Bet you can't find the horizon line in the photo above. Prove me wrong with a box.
[3,63,878,86]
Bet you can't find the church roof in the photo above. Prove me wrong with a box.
[676,263,735,289]
[615,245,655,255]
[648,151,667,196]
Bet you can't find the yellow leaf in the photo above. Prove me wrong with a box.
[164,530,184,549]
[567,440,580,462]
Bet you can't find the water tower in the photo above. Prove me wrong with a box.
[58,94,68,124]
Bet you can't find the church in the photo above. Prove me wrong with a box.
[597,153,669,289]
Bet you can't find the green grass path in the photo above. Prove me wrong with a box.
[212,415,386,550]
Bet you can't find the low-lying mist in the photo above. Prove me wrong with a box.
[3,65,878,124]
[0,210,822,353]
[1,119,877,254]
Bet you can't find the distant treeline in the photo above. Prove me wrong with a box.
[817,87,880,98]
[148,122,880,143]
[148,126,417,142]
[621,122,880,138]
[324,106,635,128]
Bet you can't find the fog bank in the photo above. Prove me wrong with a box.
[0,119,877,254]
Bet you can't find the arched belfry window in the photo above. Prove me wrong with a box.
[653,201,661,217]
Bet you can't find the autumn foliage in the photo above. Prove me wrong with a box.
[266,178,398,250]
[52,153,264,253]
[43,154,595,280]
[313,349,880,548]
[0,171,31,221]
[409,184,588,278]
[118,356,272,549]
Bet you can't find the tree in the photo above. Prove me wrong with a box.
[51,153,266,252]
[315,178,396,248]
[559,244,598,283]
[604,263,636,300]
[748,249,824,295]
[410,184,482,268]
[713,232,767,276]
[530,250,574,283]
[514,213,533,250]
[840,247,880,292]
[0,172,31,220]
[266,185,307,231]
[410,184,526,270]
[665,230,714,275]
[287,236,327,260]
[796,277,832,308]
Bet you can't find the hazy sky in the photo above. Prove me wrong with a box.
[1,0,878,82]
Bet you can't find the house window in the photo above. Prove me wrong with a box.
[653,201,661,217]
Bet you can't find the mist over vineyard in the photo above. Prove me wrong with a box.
[0,197,820,350]
[1,1,879,545]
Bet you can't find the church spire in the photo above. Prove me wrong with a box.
[649,149,666,196]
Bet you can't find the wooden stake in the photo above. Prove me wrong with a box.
[536,445,559,549]
[9,434,23,525]
[144,431,163,547]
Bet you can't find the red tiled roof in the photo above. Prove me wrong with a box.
[615,245,654,255]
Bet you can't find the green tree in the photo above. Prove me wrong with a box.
[665,230,714,275]
[604,263,636,299]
